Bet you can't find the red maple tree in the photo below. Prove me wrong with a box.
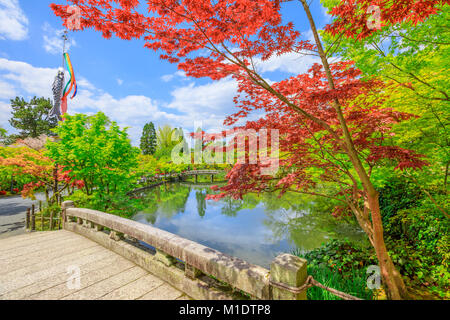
[0,147,84,202]
[51,0,443,299]
[325,0,449,40]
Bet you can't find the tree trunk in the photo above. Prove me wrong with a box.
[53,164,58,204]
[299,0,409,299]
[84,179,90,195]
[367,190,410,299]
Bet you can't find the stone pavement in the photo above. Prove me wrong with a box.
[0,230,192,300]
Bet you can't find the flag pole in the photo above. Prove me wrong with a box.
[62,30,68,67]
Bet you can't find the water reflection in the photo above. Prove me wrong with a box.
[132,183,366,268]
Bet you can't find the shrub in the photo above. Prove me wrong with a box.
[293,240,376,300]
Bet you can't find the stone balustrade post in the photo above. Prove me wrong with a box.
[270,253,308,300]
[185,264,203,279]
[61,201,75,228]
[109,230,123,241]
[155,249,176,267]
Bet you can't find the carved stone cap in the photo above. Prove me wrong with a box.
[61,201,75,209]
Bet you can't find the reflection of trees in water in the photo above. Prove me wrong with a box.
[219,195,260,217]
[195,190,206,218]
[218,191,318,218]
[137,184,364,249]
[263,206,365,251]
[263,208,337,251]
[143,212,157,224]
[140,184,190,221]
[220,197,243,217]
[221,191,364,251]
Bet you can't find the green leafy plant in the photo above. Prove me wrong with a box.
[46,112,140,196]
[293,240,376,300]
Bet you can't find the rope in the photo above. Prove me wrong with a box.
[269,275,363,300]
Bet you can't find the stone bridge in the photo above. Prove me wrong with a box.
[0,201,308,300]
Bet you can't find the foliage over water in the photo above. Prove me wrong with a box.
[132,182,366,268]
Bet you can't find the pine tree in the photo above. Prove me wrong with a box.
[140,122,157,155]
[9,96,58,138]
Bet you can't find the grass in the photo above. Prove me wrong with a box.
[305,265,375,300]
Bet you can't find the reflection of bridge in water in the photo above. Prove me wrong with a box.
[178,181,225,188]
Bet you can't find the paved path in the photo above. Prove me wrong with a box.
[0,230,191,300]
[0,194,46,239]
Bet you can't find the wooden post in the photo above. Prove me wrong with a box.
[37,204,43,231]
[31,208,35,231]
[195,174,198,183]
[26,208,30,230]
[58,213,61,230]
[50,212,54,230]
[39,200,42,212]
[211,174,214,183]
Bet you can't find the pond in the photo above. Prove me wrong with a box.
[132,183,366,269]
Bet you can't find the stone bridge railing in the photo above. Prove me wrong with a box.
[61,201,308,300]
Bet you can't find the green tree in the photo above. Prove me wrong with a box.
[9,97,58,138]
[156,125,176,150]
[155,125,186,159]
[46,112,139,196]
[0,127,6,144]
[321,1,450,188]
[140,122,157,155]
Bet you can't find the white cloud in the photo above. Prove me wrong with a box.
[0,80,15,99]
[42,22,76,55]
[0,0,28,41]
[0,58,55,98]
[0,100,11,128]
[168,78,237,114]
[0,58,194,144]
[116,78,123,86]
[161,70,187,82]
[253,30,321,75]
[0,57,282,145]
[256,52,321,74]
[161,74,174,82]
[77,77,96,91]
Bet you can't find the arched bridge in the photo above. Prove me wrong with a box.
[128,170,224,195]
[0,201,308,300]
[143,170,223,183]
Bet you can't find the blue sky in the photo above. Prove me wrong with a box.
[0,0,332,145]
